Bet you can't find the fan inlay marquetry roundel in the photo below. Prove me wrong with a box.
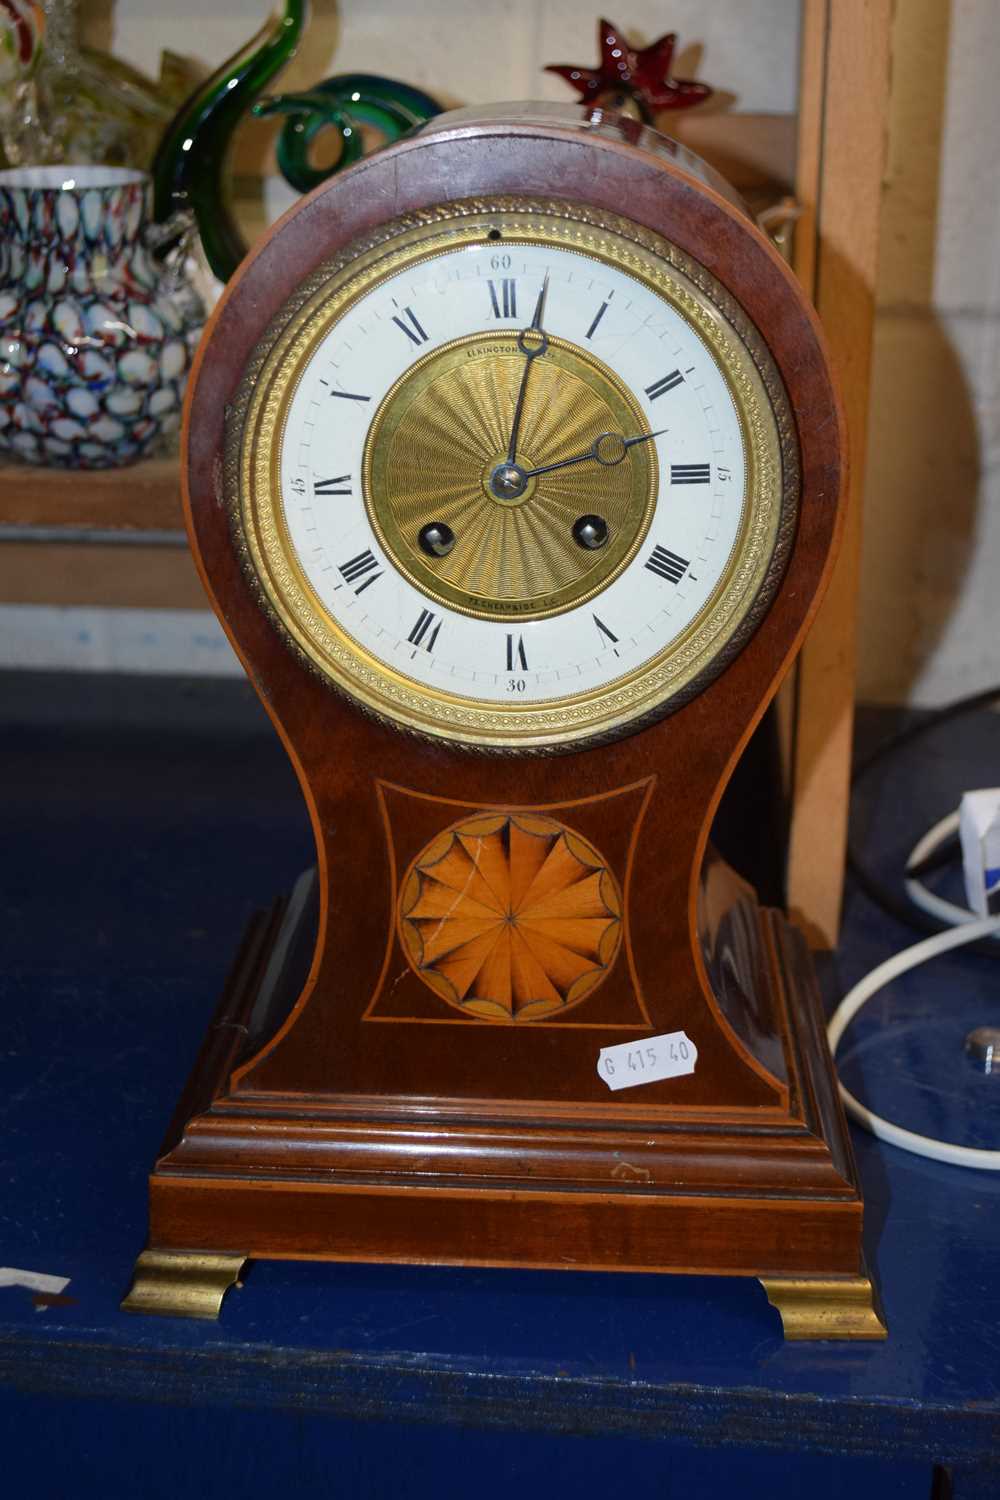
[398,813,623,1020]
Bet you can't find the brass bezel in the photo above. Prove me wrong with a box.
[227,197,798,752]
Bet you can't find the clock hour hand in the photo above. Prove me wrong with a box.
[505,272,550,465]
[521,427,666,480]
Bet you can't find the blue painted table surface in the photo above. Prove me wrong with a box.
[2,673,998,1498]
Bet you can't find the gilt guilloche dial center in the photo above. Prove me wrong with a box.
[364,330,656,620]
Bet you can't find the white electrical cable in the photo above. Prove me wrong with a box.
[828,915,1000,1169]
[902,807,1000,934]
[903,809,966,924]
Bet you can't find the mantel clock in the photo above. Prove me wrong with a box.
[123,104,886,1341]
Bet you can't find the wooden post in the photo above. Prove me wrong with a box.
[785,0,893,945]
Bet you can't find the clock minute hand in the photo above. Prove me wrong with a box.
[505,272,550,465]
[521,427,666,480]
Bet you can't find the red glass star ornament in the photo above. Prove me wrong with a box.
[545,17,712,117]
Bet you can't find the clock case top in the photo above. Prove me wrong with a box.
[165,104,861,1283]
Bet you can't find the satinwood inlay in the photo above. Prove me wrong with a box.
[398,812,622,1020]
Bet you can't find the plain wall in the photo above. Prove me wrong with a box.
[858,0,1000,704]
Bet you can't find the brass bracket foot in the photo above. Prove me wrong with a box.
[760,1274,888,1340]
[121,1249,248,1320]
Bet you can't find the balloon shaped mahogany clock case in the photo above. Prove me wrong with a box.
[123,105,885,1341]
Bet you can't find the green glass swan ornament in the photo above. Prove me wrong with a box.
[152,0,441,283]
[152,0,308,283]
[255,74,442,195]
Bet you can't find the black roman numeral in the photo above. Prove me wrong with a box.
[593,614,618,645]
[392,306,429,346]
[645,370,684,401]
[338,549,382,595]
[506,634,528,671]
[314,474,352,496]
[585,300,610,339]
[645,545,690,585]
[488,278,517,318]
[407,608,441,650]
[671,463,711,484]
[329,388,370,402]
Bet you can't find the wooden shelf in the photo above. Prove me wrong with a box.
[0,457,183,534]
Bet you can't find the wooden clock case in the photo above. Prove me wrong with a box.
[123,104,885,1340]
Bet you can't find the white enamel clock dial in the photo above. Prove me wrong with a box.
[234,202,792,749]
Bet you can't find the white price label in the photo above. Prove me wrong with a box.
[596,1031,698,1091]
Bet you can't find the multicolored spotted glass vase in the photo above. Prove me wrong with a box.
[0,165,204,468]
